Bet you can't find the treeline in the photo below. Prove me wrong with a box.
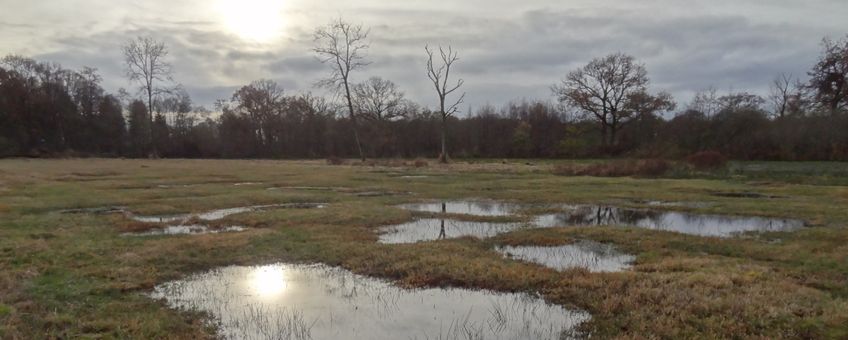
[1,34,847,161]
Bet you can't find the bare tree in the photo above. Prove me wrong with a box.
[770,74,794,118]
[122,36,172,156]
[313,18,370,161]
[688,87,721,117]
[425,45,465,163]
[808,35,848,115]
[353,77,406,122]
[552,53,671,147]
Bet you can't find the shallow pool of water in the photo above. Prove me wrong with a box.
[124,225,246,236]
[150,263,589,340]
[378,218,523,244]
[497,241,635,273]
[130,203,327,223]
[533,205,805,237]
[398,201,521,216]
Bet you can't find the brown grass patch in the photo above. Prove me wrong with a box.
[553,159,671,177]
[687,151,728,170]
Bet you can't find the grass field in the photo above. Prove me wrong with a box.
[1,158,847,339]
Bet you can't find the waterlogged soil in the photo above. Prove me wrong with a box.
[398,201,521,217]
[533,205,805,237]
[150,263,590,340]
[496,241,635,273]
[378,219,523,244]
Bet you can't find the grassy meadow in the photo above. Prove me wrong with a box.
[0,158,847,339]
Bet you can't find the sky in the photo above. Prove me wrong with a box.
[1,0,846,114]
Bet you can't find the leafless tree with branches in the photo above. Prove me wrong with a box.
[552,53,672,147]
[353,77,406,122]
[425,45,465,163]
[770,73,794,118]
[313,18,370,161]
[122,36,172,156]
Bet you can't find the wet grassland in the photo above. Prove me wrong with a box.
[0,159,847,338]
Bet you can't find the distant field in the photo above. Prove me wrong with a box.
[1,159,847,338]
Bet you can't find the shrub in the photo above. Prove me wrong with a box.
[686,151,728,170]
[413,158,429,168]
[553,159,671,178]
[326,156,346,166]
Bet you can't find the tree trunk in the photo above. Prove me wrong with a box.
[147,88,157,158]
[440,114,449,163]
[343,82,365,162]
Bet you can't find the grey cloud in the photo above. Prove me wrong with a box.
[3,0,846,112]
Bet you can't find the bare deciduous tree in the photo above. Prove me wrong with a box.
[770,73,794,118]
[313,18,370,161]
[425,45,465,163]
[688,87,721,117]
[808,35,848,115]
[122,36,172,155]
[353,77,406,122]
[552,53,671,147]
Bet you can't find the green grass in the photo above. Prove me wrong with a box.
[0,159,847,338]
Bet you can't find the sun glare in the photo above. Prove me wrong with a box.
[251,265,287,298]
[217,0,288,43]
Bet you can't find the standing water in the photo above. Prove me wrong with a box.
[150,263,590,340]
[497,241,635,273]
[533,205,805,237]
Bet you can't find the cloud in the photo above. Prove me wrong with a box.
[4,0,846,113]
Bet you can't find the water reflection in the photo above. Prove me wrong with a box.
[399,201,519,216]
[123,225,246,237]
[150,263,590,340]
[378,219,523,244]
[252,265,287,298]
[497,241,635,273]
[130,203,327,223]
[534,205,805,237]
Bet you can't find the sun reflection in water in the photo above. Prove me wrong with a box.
[251,265,287,298]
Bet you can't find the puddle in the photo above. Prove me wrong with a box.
[712,192,784,199]
[156,184,196,189]
[233,182,260,186]
[378,219,522,244]
[268,186,345,192]
[497,241,635,273]
[399,201,521,217]
[533,205,805,237]
[638,200,712,208]
[124,225,246,236]
[400,175,430,179]
[150,263,589,340]
[353,191,412,197]
[58,206,128,215]
[130,203,327,223]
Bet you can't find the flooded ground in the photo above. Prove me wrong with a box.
[497,241,635,273]
[398,201,521,216]
[533,205,805,237]
[129,203,327,223]
[150,263,590,340]
[378,218,522,244]
[124,225,246,236]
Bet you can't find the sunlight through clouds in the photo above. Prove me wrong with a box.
[217,0,289,43]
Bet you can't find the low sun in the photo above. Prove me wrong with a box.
[217,0,288,43]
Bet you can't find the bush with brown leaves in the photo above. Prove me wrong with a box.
[553,159,671,177]
[686,151,728,170]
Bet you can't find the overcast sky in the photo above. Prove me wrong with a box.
[1,0,846,114]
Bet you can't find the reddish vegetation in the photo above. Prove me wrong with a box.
[687,151,728,170]
[554,159,671,177]
[326,156,346,166]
